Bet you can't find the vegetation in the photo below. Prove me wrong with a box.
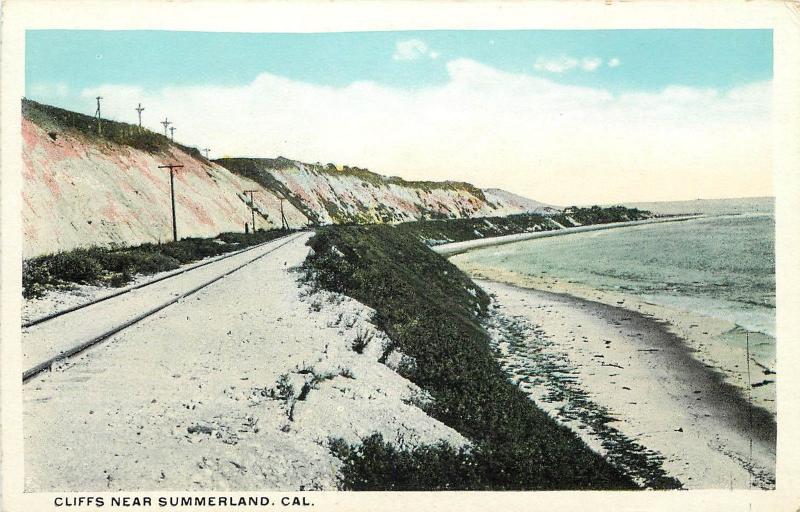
[329,433,478,490]
[553,205,651,227]
[23,99,209,162]
[23,229,292,298]
[394,212,556,246]
[213,158,320,225]
[304,225,638,490]
[215,157,490,226]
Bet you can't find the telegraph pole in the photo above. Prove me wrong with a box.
[203,148,210,160]
[95,96,103,135]
[243,189,259,232]
[278,195,289,230]
[170,126,176,142]
[135,103,145,128]
[158,164,185,242]
[161,118,171,137]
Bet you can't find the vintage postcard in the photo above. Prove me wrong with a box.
[2,1,800,511]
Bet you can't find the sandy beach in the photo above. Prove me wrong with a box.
[464,271,776,489]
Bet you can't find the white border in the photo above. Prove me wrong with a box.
[2,1,799,511]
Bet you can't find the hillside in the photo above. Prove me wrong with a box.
[22,99,550,257]
[22,100,307,258]
[214,158,545,225]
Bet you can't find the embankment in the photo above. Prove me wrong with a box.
[303,224,641,490]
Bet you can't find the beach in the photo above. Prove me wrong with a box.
[448,211,777,489]
[478,277,775,489]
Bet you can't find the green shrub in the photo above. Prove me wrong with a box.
[305,226,640,490]
[22,228,294,297]
[22,259,52,298]
[333,434,477,490]
[99,251,181,275]
[48,250,103,283]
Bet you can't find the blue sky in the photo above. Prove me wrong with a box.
[24,30,773,204]
[27,29,771,97]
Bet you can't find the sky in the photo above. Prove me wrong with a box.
[25,30,773,205]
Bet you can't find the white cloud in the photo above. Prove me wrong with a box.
[608,57,621,68]
[392,39,439,61]
[534,56,604,73]
[534,56,579,73]
[580,57,603,72]
[80,59,771,204]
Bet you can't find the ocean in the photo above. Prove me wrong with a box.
[455,197,776,367]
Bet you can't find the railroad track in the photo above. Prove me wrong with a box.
[23,234,296,328]
[22,231,308,383]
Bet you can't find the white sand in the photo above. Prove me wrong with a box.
[477,278,775,489]
[457,265,776,415]
[24,233,466,491]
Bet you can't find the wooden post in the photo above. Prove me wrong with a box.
[158,164,185,241]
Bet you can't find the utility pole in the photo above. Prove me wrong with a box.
[135,103,145,128]
[278,195,289,230]
[170,126,176,142]
[746,330,753,488]
[203,148,210,160]
[95,96,103,135]
[161,117,171,137]
[243,189,260,232]
[280,196,289,229]
[158,164,185,242]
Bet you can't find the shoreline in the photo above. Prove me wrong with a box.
[456,265,776,416]
[477,277,776,489]
[432,214,704,256]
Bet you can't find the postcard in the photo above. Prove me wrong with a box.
[2,1,800,511]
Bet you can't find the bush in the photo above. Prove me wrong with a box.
[333,434,477,490]
[97,250,180,275]
[22,259,52,298]
[305,225,640,490]
[48,250,103,283]
[22,228,294,297]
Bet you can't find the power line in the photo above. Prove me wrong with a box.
[135,103,145,128]
[243,189,260,233]
[161,117,171,137]
[95,96,103,135]
[746,330,753,488]
[158,163,185,242]
[277,194,289,230]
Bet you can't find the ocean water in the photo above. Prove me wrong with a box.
[458,198,776,365]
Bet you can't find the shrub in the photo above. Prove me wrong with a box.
[22,259,52,298]
[270,374,295,401]
[351,328,373,354]
[48,250,103,283]
[98,250,180,275]
[333,434,477,490]
[22,228,293,297]
[304,225,640,490]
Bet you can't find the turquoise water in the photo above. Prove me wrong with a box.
[458,203,775,359]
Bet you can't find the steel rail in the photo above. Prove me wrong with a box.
[22,233,296,329]
[22,232,306,383]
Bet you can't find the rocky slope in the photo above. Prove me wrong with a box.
[22,99,549,257]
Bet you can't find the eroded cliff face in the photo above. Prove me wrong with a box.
[215,158,553,226]
[22,102,305,257]
[22,99,549,257]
